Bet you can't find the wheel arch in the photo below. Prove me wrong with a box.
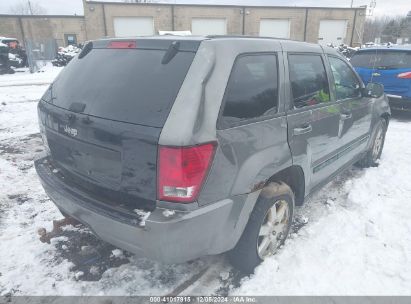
[266,165,305,206]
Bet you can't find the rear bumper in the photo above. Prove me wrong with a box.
[387,94,411,111]
[35,157,252,264]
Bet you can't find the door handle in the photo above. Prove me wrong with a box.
[293,124,312,135]
[340,113,352,120]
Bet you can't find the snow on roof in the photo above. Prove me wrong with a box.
[358,45,411,52]
[0,37,18,42]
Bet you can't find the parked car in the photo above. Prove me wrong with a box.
[0,42,14,74]
[0,37,28,68]
[350,47,411,111]
[35,36,390,273]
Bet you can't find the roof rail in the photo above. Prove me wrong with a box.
[206,35,291,41]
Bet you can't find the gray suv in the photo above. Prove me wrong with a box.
[35,36,390,273]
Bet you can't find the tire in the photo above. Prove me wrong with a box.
[228,182,294,274]
[357,118,387,168]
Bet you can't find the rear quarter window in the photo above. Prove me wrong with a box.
[219,53,279,128]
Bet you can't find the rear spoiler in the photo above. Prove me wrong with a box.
[91,38,201,52]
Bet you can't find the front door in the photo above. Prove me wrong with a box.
[327,55,372,162]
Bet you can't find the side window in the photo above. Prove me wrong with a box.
[288,54,330,109]
[220,54,278,126]
[328,56,361,100]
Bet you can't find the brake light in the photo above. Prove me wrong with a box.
[107,41,136,49]
[158,143,216,203]
[397,72,411,79]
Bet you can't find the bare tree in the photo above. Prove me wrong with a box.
[362,15,411,43]
[9,0,47,15]
[363,16,391,43]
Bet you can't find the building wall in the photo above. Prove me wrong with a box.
[352,9,367,47]
[84,2,365,46]
[47,17,86,46]
[0,16,24,42]
[1,2,367,47]
[305,8,359,45]
[82,2,105,40]
[0,15,85,47]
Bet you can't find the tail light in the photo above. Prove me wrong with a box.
[397,72,411,79]
[107,41,136,49]
[158,142,216,203]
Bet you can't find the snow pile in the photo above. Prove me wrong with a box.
[327,43,358,59]
[0,65,62,87]
[133,209,151,227]
[162,209,176,218]
[52,45,81,67]
[111,249,125,259]
[233,120,411,295]
[58,45,81,57]
[0,67,62,141]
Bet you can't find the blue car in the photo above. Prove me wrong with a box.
[350,47,411,111]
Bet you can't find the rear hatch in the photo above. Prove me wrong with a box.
[351,49,411,98]
[38,38,200,211]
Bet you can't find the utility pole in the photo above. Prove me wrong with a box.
[367,0,376,16]
[28,0,33,15]
[350,0,354,8]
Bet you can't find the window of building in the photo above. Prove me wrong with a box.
[65,34,77,46]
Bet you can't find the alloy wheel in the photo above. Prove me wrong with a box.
[257,199,290,259]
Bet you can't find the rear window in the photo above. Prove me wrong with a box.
[350,50,411,70]
[50,48,196,127]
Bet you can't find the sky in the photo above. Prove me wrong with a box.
[0,0,409,17]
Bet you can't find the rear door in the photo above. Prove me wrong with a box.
[208,50,291,201]
[285,51,342,192]
[38,40,198,211]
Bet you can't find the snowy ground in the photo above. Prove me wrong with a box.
[0,67,411,296]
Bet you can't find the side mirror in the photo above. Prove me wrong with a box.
[364,82,384,98]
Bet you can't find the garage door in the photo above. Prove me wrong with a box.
[113,17,154,37]
[259,19,290,39]
[318,20,347,46]
[191,18,227,36]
